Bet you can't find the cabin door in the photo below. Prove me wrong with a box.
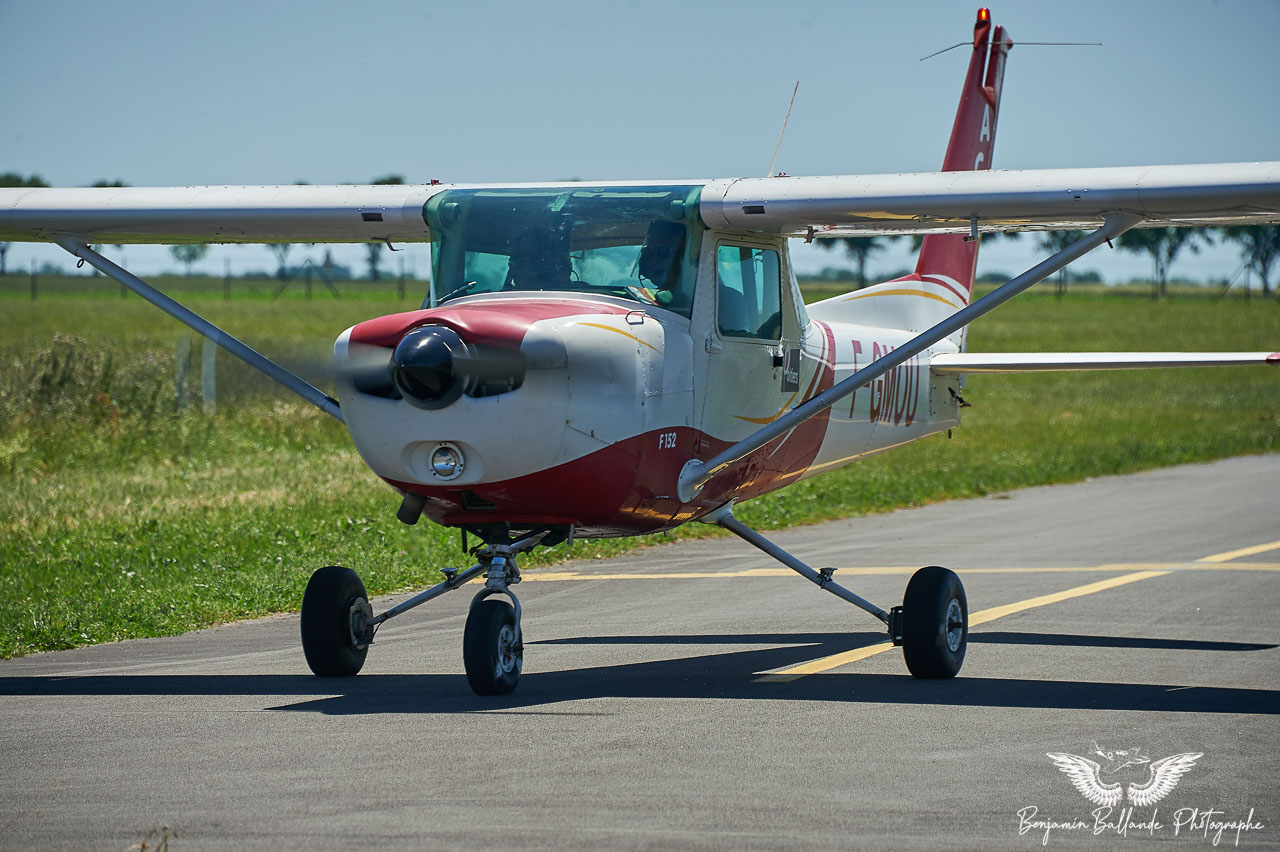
[692,238,803,493]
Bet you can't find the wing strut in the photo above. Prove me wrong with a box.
[676,212,1143,502]
[54,237,344,423]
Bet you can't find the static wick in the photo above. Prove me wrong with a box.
[767,81,800,178]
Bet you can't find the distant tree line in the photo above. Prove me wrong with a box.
[814,225,1279,298]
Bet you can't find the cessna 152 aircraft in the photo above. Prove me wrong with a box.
[2,8,1277,694]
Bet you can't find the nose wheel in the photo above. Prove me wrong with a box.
[463,598,523,694]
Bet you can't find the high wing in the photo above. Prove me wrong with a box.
[2,163,1279,246]
[932,352,1280,373]
[0,183,443,245]
[701,161,1280,236]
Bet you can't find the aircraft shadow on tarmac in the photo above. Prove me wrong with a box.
[966,631,1276,652]
[1,631,1274,716]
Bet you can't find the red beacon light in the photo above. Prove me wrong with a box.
[977,7,991,23]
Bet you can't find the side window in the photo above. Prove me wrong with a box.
[717,245,781,341]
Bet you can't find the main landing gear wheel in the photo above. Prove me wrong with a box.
[301,565,370,677]
[463,598,522,695]
[901,566,967,679]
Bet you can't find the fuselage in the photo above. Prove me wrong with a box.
[335,184,965,537]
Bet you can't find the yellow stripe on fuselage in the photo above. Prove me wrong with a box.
[840,288,964,310]
[576,322,661,354]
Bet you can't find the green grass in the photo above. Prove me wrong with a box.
[0,276,1276,657]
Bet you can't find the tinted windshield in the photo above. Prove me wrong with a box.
[425,185,704,317]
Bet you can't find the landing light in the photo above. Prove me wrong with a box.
[431,444,464,480]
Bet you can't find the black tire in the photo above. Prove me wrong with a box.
[300,565,369,677]
[901,565,967,679]
[463,599,522,695]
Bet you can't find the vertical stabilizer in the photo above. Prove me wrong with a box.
[807,10,1013,340]
[914,9,1012,299]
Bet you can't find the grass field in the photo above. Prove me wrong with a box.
[1,275,1276,658]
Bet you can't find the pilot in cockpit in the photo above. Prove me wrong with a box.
[505,217,573,291]
[635,219,689,312]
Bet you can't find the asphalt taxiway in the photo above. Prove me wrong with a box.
[1,456,1277,850]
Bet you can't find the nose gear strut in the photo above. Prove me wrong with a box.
[300,527,554,694]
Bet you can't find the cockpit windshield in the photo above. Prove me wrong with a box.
[425,185,704,317]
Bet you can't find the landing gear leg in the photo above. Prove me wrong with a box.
[708,503,968,679]
[462,546,524,695]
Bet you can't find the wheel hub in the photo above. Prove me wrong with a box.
[495,623,521,676]
[348,597,373,650]
[944,597,964,652]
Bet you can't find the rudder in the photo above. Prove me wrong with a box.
[913,8,1012,301]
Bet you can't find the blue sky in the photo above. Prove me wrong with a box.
[3,0,1278,284]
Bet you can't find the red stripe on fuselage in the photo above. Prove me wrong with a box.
[386,426,709,537]
[349,297,631,349]
[917,274,971,305]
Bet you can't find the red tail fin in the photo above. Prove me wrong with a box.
[914,9,1012,298]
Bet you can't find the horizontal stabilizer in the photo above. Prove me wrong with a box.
[931,351,1280,373]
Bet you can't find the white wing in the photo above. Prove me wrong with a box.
[700,162,1280,236]
[0,183,443,245]
[1047,753,1123,807]
[1128,753,1203,806]
[2,163,1279,246]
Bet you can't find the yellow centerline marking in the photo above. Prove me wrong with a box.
[1197,539,1280,563]
[965,570,1169,627]
[767,642,895,677]
[526,568,796,582]
[1174,562,1280,571]
[759,570,1171,679]
[514,549,1279,680]
[519,563,1280,582]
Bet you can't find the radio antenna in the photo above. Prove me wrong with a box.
[767,81,800,177]
[920,40,1100,61]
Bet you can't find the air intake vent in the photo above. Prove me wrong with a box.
[460,490,497,512]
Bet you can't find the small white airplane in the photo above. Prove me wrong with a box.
[1,8,1277,694]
